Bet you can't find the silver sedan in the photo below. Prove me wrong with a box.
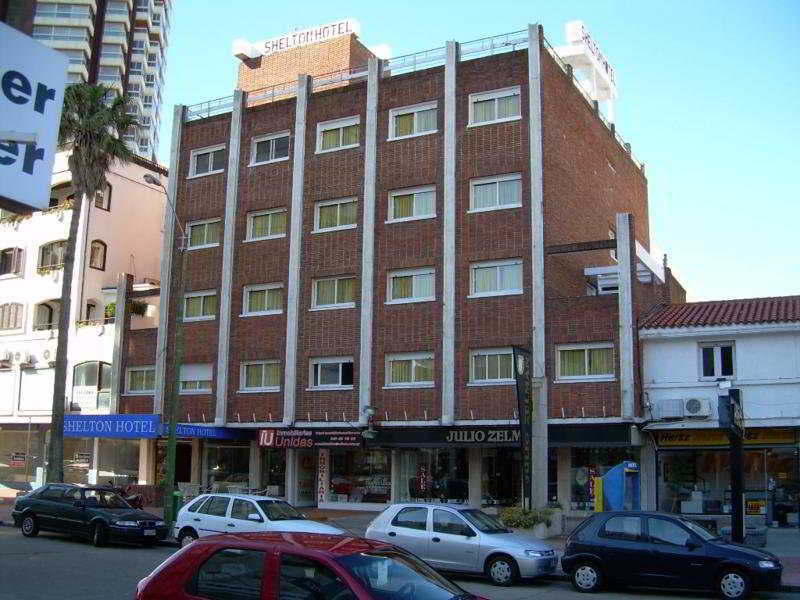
[365,503,556,586]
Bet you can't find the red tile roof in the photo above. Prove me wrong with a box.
[640,296,800,329]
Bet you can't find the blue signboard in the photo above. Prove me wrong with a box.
[64,414,252,440]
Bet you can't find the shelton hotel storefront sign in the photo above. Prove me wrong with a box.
[64,414,250,440]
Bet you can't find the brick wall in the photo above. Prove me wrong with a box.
[119,327,157,414]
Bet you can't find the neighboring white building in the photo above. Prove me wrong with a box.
[0,150,166,488]
[639,297,800,530]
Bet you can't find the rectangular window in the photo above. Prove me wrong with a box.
[126,367,155,394]
[310,357,354,389]
[0,248,24,276]
[470,348,514,384]
[242,283,282,316]
[388,101,437,140]
[469,259,523,297]
[388,186,435,223]
[469,173,522,212]
[250,132,290,166]
[179,364,212,394]
[187,219,221,249]
[312,277,356,310]
[556,343,615,382]
[130,61,143,74]
[385,353,434,388]
[314,198,357,232]
[36,3,92,19]
[469,86,521,126]
[699,342,735,379]
[239,361,280,392]
[183,290,217,321]
[246,209,287,241]
[316,116,359,153]
[33,25,89,43]
[189,144,226,178]
[387,268,435,304]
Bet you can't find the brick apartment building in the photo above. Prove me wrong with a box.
[114,21,684,520]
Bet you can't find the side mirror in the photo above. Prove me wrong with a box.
[247,513,263,522]
[73,500,85,508]
[686,539,701,550]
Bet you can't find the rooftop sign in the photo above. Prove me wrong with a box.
[565,20,616,86]
[233,18,361,61]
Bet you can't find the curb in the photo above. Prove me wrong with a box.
[541,572,799,593]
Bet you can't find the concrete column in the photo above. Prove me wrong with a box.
[557,447,571,509]
[390,450,400,503]
[248,439,261,489]
[640,436,657,511]
[154,104,186,415]
[527,23,549,510]
[89,437,100,484]
[359,58,380,425]
[285,448,297,505]
[109,273,133,413]
[468,447,482,507]
[441,40,458,426]
[190,439,202,484]
[616,212,636,418]
[283,75,311,426]
[215,89,246,426]
[137,438,154,484]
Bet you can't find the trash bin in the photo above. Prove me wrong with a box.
[171,490,184,518]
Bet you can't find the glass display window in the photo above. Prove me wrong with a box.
[398,448,469,504]
[329,450,390,503]
[571,447,639,511]
[481,448,521,507]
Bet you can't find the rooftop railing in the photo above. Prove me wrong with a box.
[184,95,235,121]
[459,29,528,61]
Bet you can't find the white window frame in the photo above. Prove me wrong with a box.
[387,185,436,223]
[124,366,155,395]
[386,267,435,304]
[241,283,283,317]
[555,342,615,383]
[188,143,226,179]
[468,173,522,213]
[468,348,515,386]
[179,363,213,395]
[468,86,522,127]
[249,131,290,166]
[468,258,523,298]
[239,360,280,393]
[245,208,287,242]
[309,356,354,390]
[183,290,217,322]
[315,115,360,154]
[698,341,736,381]
[313,197,358,233]
[384,352,435,389]
[388,101,438,141]
[311,276,357,311]
[186,218,221,250]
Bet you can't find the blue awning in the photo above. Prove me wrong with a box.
[64,414,252,440]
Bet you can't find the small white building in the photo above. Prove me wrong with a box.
[639,296,800,531]
[0,150,166,489]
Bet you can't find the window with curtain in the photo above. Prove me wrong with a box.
[388,268,435,303]
[470,174,522,211]
[313,277,356,308]
[699,342,735,379]
[33,302,57,330]
[190,145,226,177]
[89,240,106,270]
[247,209,286,240]
[179,363,213,393]
[317,117,360,152]
[386,353,434,387]
[0,248,24,276]
[388,186,435,222]
[0,303,23,330]
[389,102,437,139]
[315,198,357,231]
[184,291,217,320]
[187,219,221,248]
[470,349,514,383]
[310,357,354,388]
[469,87,521,125]
[126,367,155,393]
[39,241,66,269]
[557,344,614,380]
[470,259,523,296]
[244,284,282,315]
[240,361,280,391]
[251,132,290,164]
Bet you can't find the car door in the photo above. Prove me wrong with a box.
[645,517,709,588]
[35,485,68,531]
[194,495,232,537]
[278,552,358,600]
[185,547,269,600]
[228,498,263,534]
[426,508,479,573]
[381,506,430,560]
[595,514,650,585]
[58,487,87,535]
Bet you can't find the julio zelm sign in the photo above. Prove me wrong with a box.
[64,414,249,440]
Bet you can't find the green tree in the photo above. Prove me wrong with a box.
[46,84,137,483]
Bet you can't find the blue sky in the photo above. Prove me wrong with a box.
[157,1,799,302]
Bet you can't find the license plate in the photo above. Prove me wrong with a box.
[144,529,156,536]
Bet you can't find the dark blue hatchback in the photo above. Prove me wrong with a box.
[560,511,782,600]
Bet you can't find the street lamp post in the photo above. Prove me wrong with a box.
[143,172,186,529]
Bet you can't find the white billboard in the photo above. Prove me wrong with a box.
[0,21,68,212]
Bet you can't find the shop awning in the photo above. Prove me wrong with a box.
[63,414,252,440]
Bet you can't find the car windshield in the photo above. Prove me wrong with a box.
[256,500,305,521]
[459,509,510,533]
[338,549,473,600]
[679,517,717,541]
[84,489,130,509]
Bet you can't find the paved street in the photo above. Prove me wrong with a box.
[0,526,796,600]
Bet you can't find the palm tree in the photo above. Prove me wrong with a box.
[46,84,137,483]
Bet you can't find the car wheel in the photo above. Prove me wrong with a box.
[718,569,751,600]
[486,554,519,586]
[572,561,603,593]
[178,528,198,548]
[91,523,107,547]
[21,514,39,537]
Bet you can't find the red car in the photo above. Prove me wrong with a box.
[136,531,487,600]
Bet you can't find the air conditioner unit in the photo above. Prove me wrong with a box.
[683,398,711,418]
[658,399,684,420]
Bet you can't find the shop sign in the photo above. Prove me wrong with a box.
[317,450,328,504]
[172,423,249,440]
[73,451,91,464]
[367,426,522,448]
[746,499,766,516]
[656,428,795,447]
[10,451,26,467]
[64,414,161,438]
[258,428,363,448]
[251,19,360,57]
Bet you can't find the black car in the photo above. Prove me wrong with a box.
[560,511,782,600]
[11,483,168,547]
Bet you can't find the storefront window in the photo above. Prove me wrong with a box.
[64,438,94,484]
[330,450,390,503]
[156,440,193,484]
[206,443,250,490]
[398,448,469,504]
[571,447,639,511]
[98,438,139,485]
[0,427,47,485]
[481,448,520,507]
[261,448,286,496]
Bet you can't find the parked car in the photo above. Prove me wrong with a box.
[174,493,345,547]
[365,503,556,585]
[12,483,167,547]
[560,511,783,599]
[136,531,487,600]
